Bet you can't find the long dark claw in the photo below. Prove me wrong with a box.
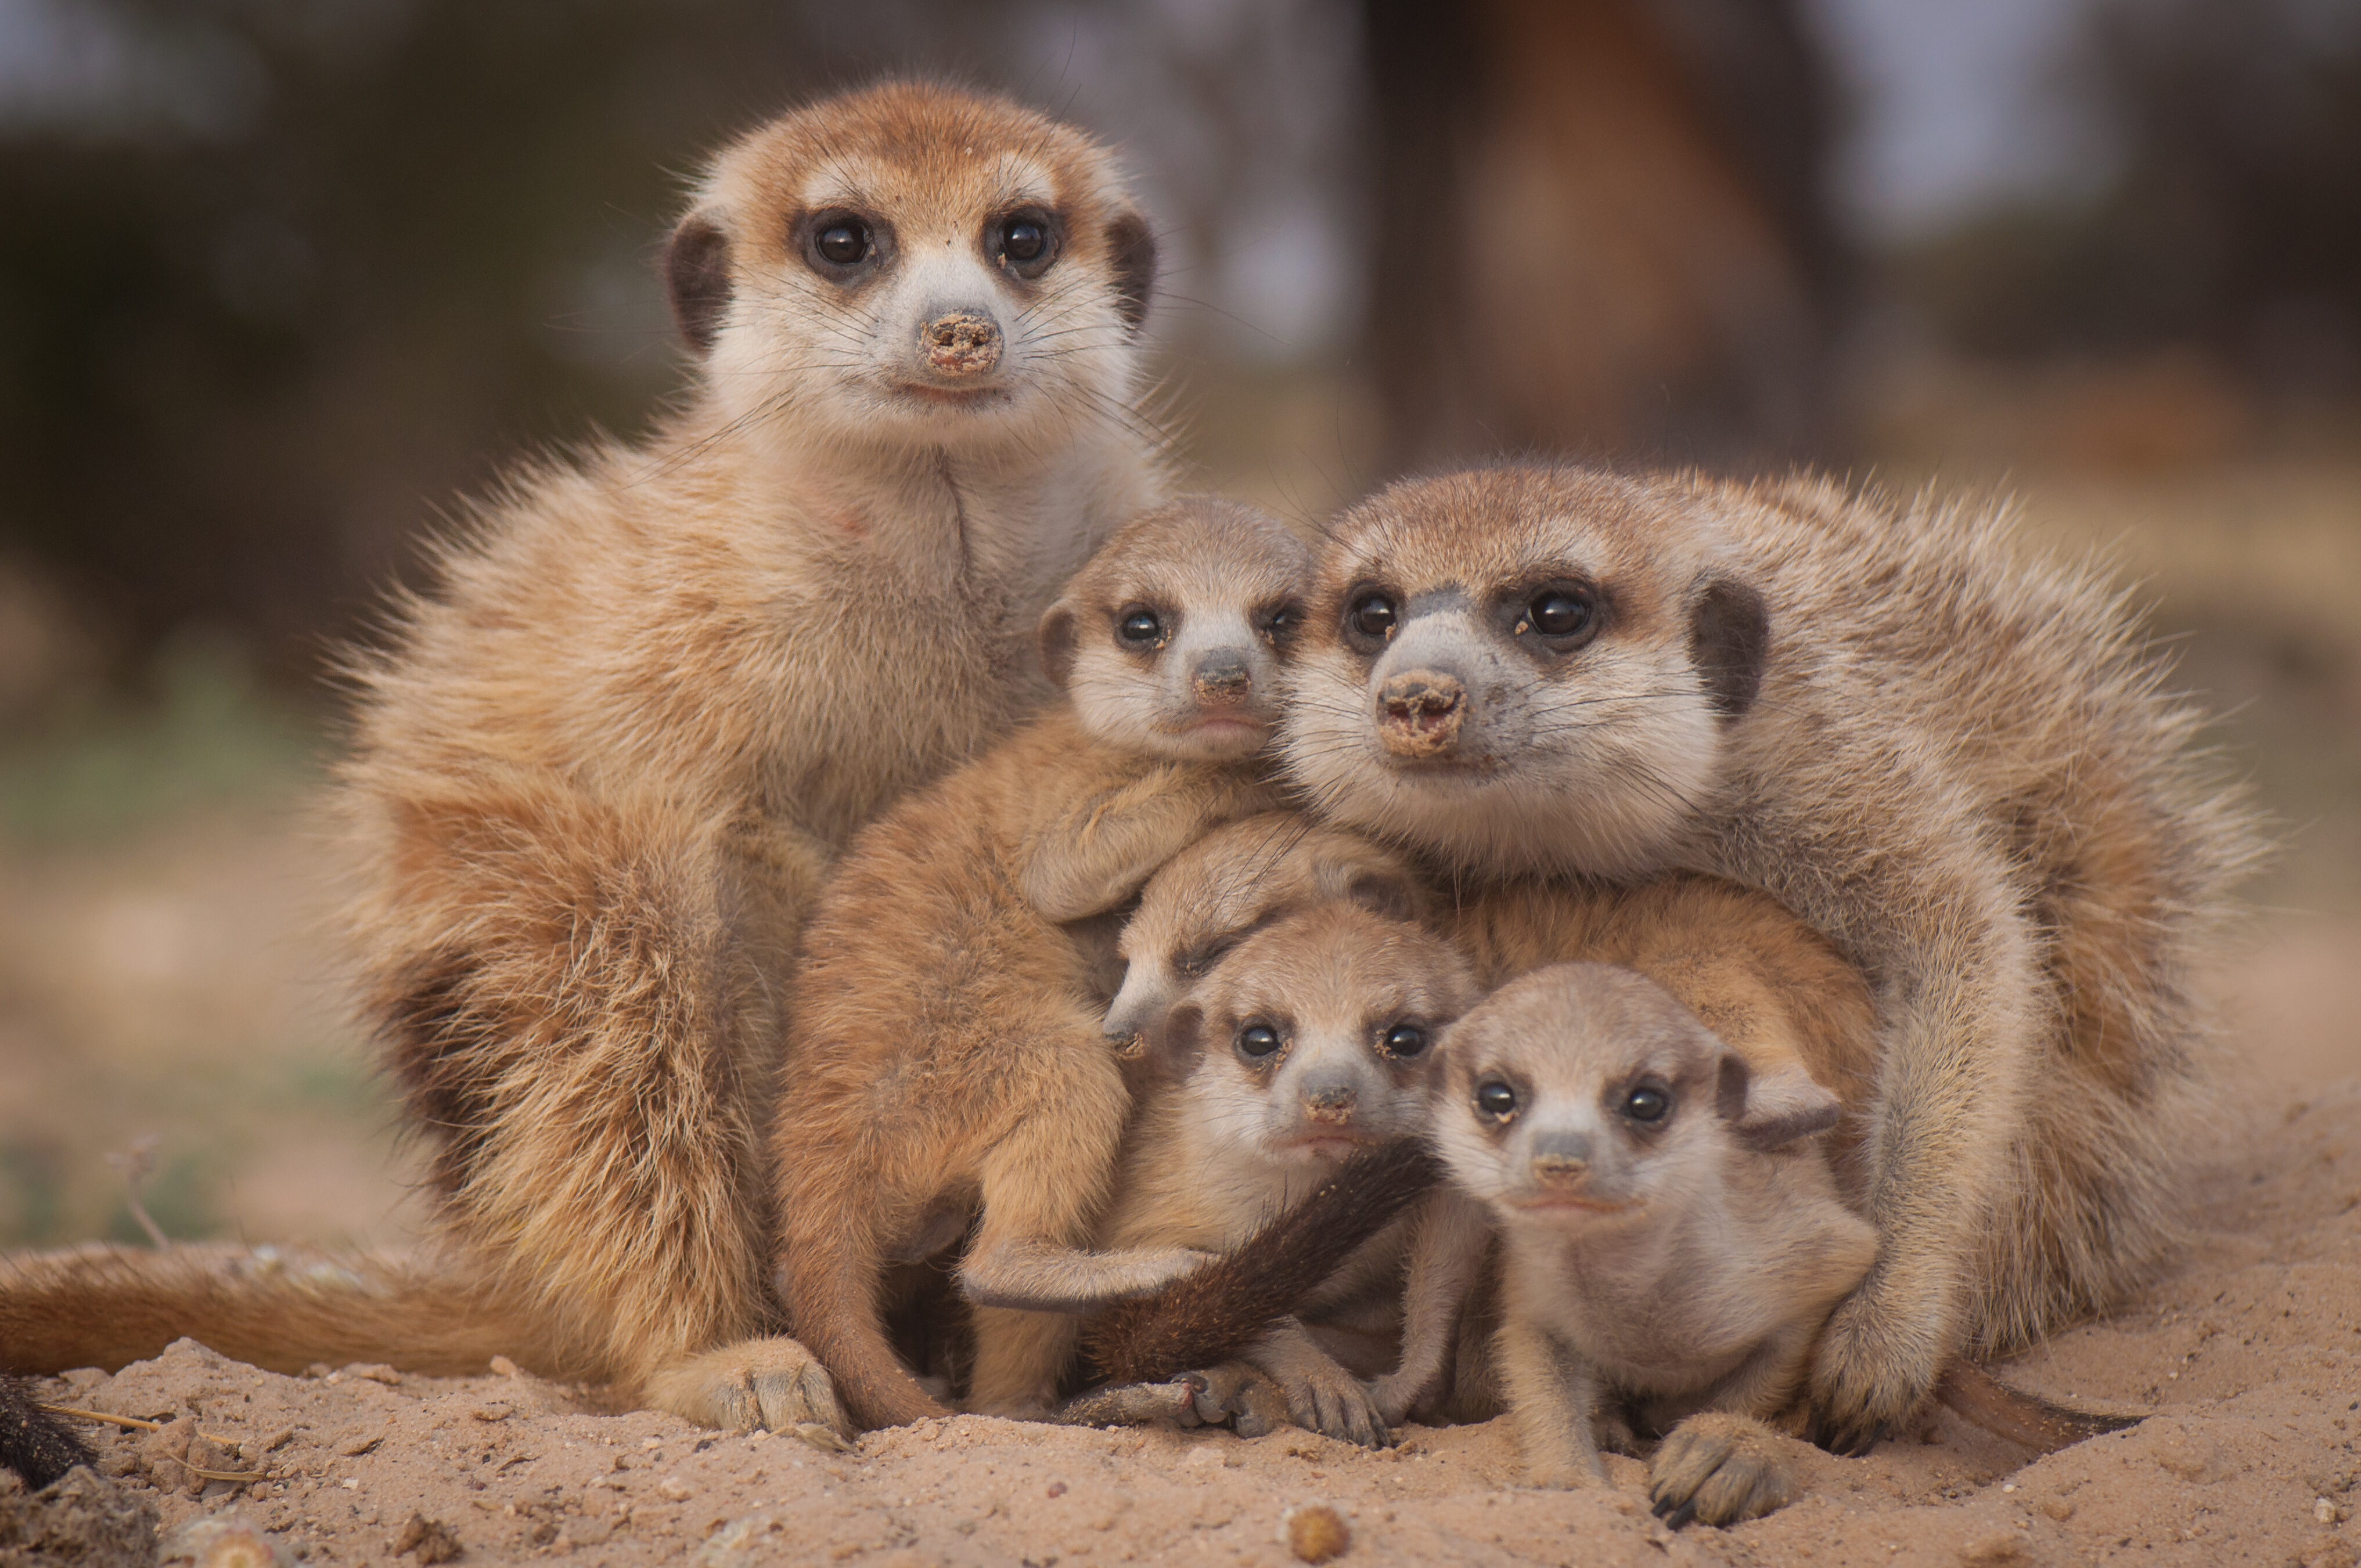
[1664,1499,1698,1530]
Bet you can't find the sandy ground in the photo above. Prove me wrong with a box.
[5,1051,2352,1568]
[3,444,2356,1563]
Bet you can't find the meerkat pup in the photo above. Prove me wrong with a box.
[771,498,1308,1432]
[1434,963,1875,1526]
[1281,465,2259,1448]
[1079,900,1479,1447]
[1101,812,1430,1047]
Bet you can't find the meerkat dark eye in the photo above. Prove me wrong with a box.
[1261,603,1300,643]
[996,211,1058,279]
[1516,584,1600,646]
[1346,592,1399,648]
[1117,606,1164,647]
[1236,1024,1282,1059]
[811,219,872,269]
[1624,1084,1671,1124]
[1476,1080,1517,1121]
[1381,1023,1427,1059]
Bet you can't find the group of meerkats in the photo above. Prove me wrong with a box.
[0,82,2259,1527]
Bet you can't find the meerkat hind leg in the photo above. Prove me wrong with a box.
[959,1057,1142,1416]
[1248,1317,1390,1449]
[1650,1412,1798,1527]
[643,1336,852,1446]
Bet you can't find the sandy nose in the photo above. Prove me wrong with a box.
[1192,654,1252,707]
[1531,1130,1592,1185]
[921,311,1002,377]
[1377,668,1467,758]
[1302,1080,1359,1123]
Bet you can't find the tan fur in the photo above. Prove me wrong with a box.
[771,500,1309,1432]
[1281,465,2261,1441]
[1114,820,1880,1169]
[305,82,1171,1425]
[1095,902,1478,1446]
[1432,963,1874,1523]
[0,1246,552,1380]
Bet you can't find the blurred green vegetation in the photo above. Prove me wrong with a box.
[0,628,321,842]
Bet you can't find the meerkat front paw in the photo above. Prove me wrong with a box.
[1804,1281,1947,1457]
[643,1337,852,1446]
[1650,1412,1798,1527]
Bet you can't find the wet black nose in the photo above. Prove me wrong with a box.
[1193,654,1252,706]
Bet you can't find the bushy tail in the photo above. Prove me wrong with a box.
[1082,1144,1440,1386]
[0,1243,558,1380]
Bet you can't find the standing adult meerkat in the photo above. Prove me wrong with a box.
[308,84,1164,1428]
[771,498,1306,1432]
[1279,464,2261,1447]
[1433,963,1874,1526]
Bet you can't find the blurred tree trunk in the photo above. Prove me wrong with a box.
[1363,0,1847,471]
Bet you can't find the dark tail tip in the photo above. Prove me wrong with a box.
[1082,1142,1441,1386]
[1937,1361,2144,1454]
[0,1374,95,1490]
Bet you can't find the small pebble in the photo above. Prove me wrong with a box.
[2320,1497,2340,1524]
[1284,1503,1351,1563]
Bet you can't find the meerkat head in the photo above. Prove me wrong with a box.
[1281,465,1770,879]
[1038,497,1312,762]
[667,81,1156,459]
[1430,963,1840,1233]
[1104,813,1424,1048]
[1157,902,1476,1173]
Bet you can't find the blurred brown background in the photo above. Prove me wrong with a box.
[1,0,2355,1249]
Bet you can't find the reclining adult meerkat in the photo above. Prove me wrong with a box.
[0,82,1168,1431]
[1432,964,1874,1527]
[1078,900,1479,1447]
[1279,464,2261,1448]
[772,498,1308,1432]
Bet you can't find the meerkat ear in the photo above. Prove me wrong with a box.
[1104,210,1156,335]
[665,215,733,355]
[1144,1000,1205,1080]
[1690,577,1769,720]
[1038,603,1079,689]
[1715,1053,1841,1152]
[1332,866,1428,926]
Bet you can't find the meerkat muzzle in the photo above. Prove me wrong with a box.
[1191,654,1253,707]
[1377,669,1467,758]
[921,311,1003,377]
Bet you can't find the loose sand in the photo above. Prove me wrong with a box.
[11,1064,2358,1567]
